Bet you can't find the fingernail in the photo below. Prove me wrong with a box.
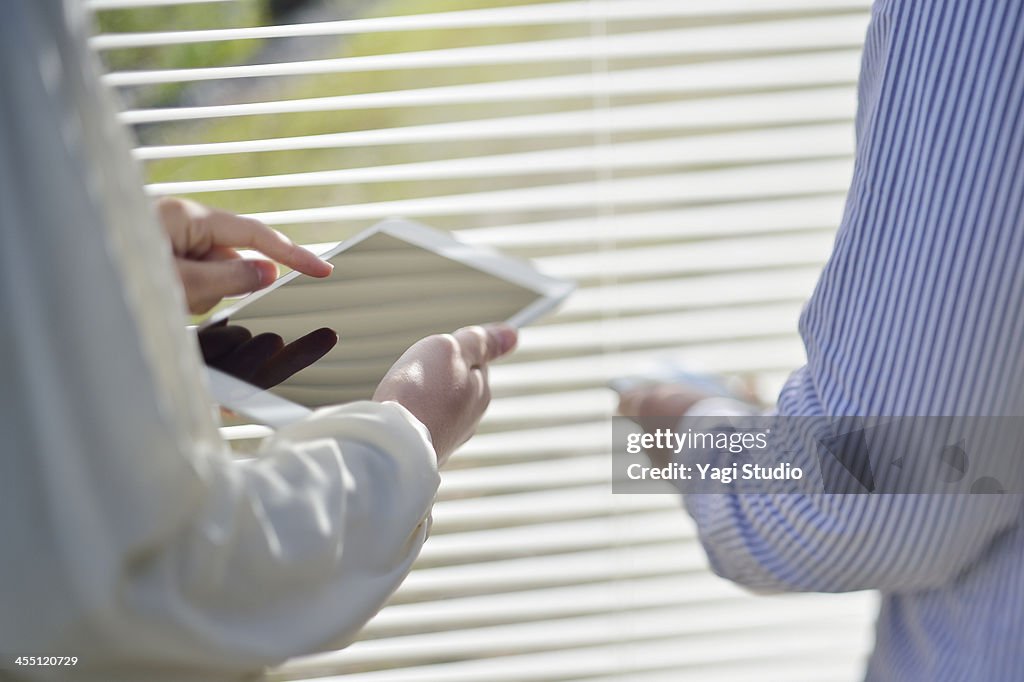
[252,260,278,288]
[489,324,519,355]
[305,248,333,277]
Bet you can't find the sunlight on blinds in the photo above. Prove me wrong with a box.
[91,1,879,680]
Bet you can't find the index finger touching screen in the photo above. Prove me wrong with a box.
[202,218,574,411]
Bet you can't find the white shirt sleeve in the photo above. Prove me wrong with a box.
[0,2,438,680]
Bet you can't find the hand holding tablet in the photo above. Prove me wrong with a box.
[374,323,519,464]
[201,218,574,428]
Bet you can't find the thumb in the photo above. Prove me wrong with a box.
[452,323,519,367]
[617,389,641,418]
[176,258,278,314]
[482,323,518,361]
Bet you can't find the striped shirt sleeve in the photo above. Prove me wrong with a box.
[683,0,1024,594]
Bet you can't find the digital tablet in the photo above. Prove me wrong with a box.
[202,218,574,425]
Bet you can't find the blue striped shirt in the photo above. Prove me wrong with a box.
[683,2,1024,679]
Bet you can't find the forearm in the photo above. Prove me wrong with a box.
[3,402,437,682]
[679,377,1022,595]
[123,401,439,667]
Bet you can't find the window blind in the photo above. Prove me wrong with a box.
[90,1,880,680]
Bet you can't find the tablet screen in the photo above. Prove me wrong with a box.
[203,220,572,410]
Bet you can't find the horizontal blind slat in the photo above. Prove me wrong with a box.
[273,620,872,682]
[488,338,808,395]
[117,51,862,123]
[91,0,871,49]
[361,573,745,639]
[102,16,868,86]
[133,87,855,160]
[144,123,852,195]
[537,231,837,280]
[394,543,712,604]
[87,0,234,10]
[456,195,845,249]
[239,159,853,226]
[281,599,872,676]
[418,511,691,567]
[430,484,664,531]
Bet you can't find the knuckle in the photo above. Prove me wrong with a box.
[155,196,186,223]
[239,215,264,230]
[190,206,215,235]
[244,218,287,253]
[156,198,190,248]
[464,325,487,344]
[240,216,270,241]
[173,202,213,256]
[434,334,461,358]
[241,215,270,232]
